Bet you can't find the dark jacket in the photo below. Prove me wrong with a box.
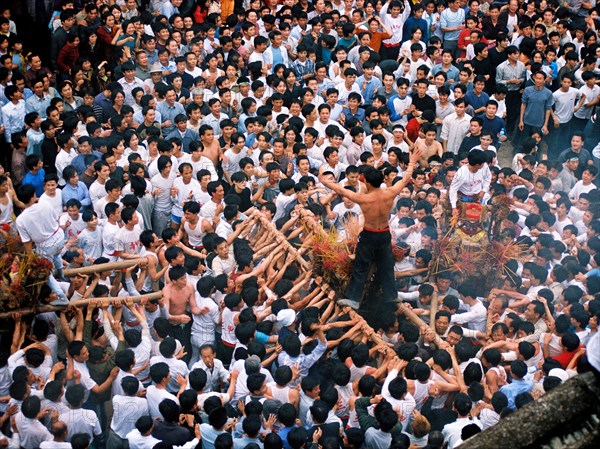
[152,421,194,446]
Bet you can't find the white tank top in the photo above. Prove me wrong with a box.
[527,348,544,371]
[221,308,237,345]
[489,366,507,386]
[349,363,368,382]
[431,371,449,409]
[347,407,360,428]
[0,194,13,225]
[142,252,158,292]
[413,379,434,411]
[184,219,206,247]
[269,383,291,404]
[335,383,354,418]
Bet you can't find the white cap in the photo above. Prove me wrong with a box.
[548,368,569,383]
[277,309,296,327]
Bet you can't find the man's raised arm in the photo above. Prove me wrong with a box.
[388,148,421,196]
[318,172,364,203]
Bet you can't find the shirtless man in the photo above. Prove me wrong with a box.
[319,148,421,309]
[415,123,443,167]
[162,266,194,361]
[140,230,168,293]
[199,125,223,169]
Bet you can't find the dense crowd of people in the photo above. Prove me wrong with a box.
[0,0,599,448]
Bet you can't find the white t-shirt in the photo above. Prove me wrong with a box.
[71,359,96,399]
[574,84,600,119]
[151,172,176,211]
[552,87,581,123]
[59,407,102,441]
[38,190,63,216]
[94,195,122,221]
[102,221,121,260]
[114,226,143,258]
[89,180,107,203]
[59,213,86,241]
[111,395,149,439]
[15,202,60,245]
[149,355,189,393]
[55,148,78,186]
[146,386,179,420]
[569,181,596,201]
[171,177,203,217]
[274,193,295,221]
[332,202,361,229]
[189,156,219,181]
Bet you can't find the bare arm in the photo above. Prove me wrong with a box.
[318,173,364,203]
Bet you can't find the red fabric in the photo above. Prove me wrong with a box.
[406,117,420,143]
[457,28,489,59]
[57,44,79,73]
[193,6,207,24]
[551,347,581,369]
[96,26,117,46]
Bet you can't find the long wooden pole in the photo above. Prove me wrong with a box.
[0,292,163,319]
[63,259,145,277]
[398,304,444,348]
[429,291,438,327]
[69,291,162,307]
[253,213,311,270]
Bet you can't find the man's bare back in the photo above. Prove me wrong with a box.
[353,189,400,230]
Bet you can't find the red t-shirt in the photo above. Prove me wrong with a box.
[551,347,582,369]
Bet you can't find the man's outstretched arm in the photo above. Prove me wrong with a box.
[318,173,364,203]
[387,148,421,197]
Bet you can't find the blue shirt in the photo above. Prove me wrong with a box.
[26,128,45,158]
[166,128,200,153]
[278,426,298,449]
[156,101,185,135]
[25,93,52,119]
[321,48,333,65]
[146,49,159,65]
[432,64,460,83]
[94,93,113,119]
[1,100,25,143]
[522,85,554,128]
[402,16,429,43]
[500,379,534,410]
[22,169,45,196]
[72,151,102,175]
[238,112,256,134]
[245,133,257,148]
[271,46,284,68]
[356,75,381,105]
[440,8,465,41]
[342,106,366,123]
[62,181,92,208]
[478,114,506,147]
[465,90,490,112]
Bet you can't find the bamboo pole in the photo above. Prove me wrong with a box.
[69,291,162,307]
[63,259,145,277]
[0,292,163,319]
[253,212,311,270]
[429,291,438,327]
[397,303,444,348]
[0,305,65,319]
